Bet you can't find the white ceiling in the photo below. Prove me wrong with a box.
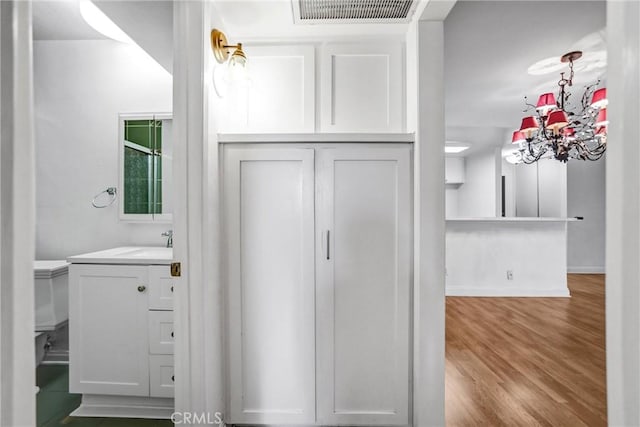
[32,0,606,154]
[213,0,417,40]
[32,0,107,40]
[444,0,606,152]
[32,0,172,72]
[93,0,173,72]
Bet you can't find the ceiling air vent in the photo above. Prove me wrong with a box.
[294,0,415,23]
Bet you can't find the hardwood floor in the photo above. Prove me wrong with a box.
[446,274,606,426]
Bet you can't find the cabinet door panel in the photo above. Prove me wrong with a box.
[69,264,149,396]
[223,146,316,425]
[150,355,174,398]
[148,310,174,355]
[148,265,174,310]
[316,147,411,425]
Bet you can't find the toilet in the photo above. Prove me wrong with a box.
[35,332,48,366]
[34,260,70,365]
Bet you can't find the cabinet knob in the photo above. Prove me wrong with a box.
[137,285,146,293]
[171,375,174,382]
[170,286,174,292]
[171,331,174,338]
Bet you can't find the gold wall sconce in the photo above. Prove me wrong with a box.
[210,29,246,67]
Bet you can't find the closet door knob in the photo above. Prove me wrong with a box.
[137,285,146,293]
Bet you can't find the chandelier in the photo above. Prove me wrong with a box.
[511,51,608,163]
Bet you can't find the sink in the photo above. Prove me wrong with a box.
[67,246,173,265]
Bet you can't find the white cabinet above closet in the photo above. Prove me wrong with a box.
[222,143,412,426]
[217,40,405,134]
[220,45,315,133]
[320,43,404,132]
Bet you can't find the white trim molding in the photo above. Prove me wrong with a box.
[0,1,36,425]
[172,1,225,424]
[446,286,570,298]
[567,267,605,275]
[606,1,640,426]
[411,18,447,427]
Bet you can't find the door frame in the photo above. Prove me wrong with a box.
[168,1,640,427]
[7,0,635,426]
[171,2,456,426]
[0,1,37,425]
[172,0,226,421]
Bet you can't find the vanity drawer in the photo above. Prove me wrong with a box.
[148,310,174,355]
[150,355,174,398]
[148,266,174,310]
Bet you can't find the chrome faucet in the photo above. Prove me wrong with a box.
[162,230,173,248]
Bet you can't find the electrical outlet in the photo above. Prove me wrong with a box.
[507,270,514,280]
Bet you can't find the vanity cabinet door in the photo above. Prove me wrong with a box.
[223,146,316,425]
[148,265,174,310]
[69,264,150,396]
[316,146,412,426]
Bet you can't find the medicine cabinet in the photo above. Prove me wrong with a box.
[119,113,172,222]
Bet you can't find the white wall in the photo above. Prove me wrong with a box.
[502,160,516,217]
[567,156,605,273]
[34,40,172,259]
[515,159,567,217]
[455,149,500,217]
[538,160,567,217]
[515,162,539,216]
[445,187,458,218]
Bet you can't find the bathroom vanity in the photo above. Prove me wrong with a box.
[67,247,174,419]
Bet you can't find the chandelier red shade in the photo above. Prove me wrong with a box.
[562,127,576,139]
[511,131,526,145]
[511,50,607,163]
[519,116,539,135]
[536,93,557,114]
[546,110,569,132]
[591,88,607,108]
[596,108,608,127]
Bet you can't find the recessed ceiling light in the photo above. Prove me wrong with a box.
[445,146,469,154]
[79,0,133,44]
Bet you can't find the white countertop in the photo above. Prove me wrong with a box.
[67,246,173,265]
[447,217,581,222]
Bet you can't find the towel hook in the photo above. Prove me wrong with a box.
[92,187,117,208]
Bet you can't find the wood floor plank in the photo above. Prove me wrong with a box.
[446,274,606,426]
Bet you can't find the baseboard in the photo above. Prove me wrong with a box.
[446,286,571,297]
[567,266,605,274]
[71,394,174,419]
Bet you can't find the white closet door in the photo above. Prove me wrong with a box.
[223,146,316,425]
[316,146,412,426]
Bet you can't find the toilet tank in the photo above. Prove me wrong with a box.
[34,260,69,332]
